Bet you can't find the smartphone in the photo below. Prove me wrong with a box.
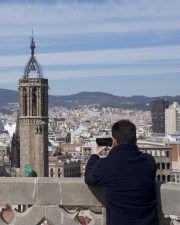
[96,138,112,147]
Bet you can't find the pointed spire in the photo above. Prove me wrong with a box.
[23,31,44,78]
[30,30,35,57]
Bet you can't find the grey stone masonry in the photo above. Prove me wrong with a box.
[18,77,49,177]
[0,178,178,225]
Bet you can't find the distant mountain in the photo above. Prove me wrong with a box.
[48,92,151,110]
[0,88,180,113]
[0,89,19,114]
[49,92,178,110]
[0,88,18,104]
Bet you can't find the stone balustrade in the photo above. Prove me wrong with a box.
[0,178,179,225]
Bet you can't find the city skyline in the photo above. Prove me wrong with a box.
[0,0,180,97]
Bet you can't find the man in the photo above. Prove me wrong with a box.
[85,120,158,225]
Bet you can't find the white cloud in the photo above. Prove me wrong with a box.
[0,0,179,36]
[45,67,179,80]
[0,45,179,68]
[0,65,179,85]
[0,45,180,84]
[40,45,180,65]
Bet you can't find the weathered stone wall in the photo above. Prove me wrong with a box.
[0,178,178,225]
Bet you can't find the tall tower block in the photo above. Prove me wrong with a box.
[151,98,169,134]
[19,35,48,177]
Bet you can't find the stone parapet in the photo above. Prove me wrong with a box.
[0,178,178,225]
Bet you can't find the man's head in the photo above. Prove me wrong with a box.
[112,120,137,145]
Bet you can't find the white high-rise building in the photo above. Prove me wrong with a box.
[165,102,180,135]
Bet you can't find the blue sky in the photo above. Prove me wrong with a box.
[0,0,180,97]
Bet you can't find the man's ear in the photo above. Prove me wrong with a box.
[112,137,117,146]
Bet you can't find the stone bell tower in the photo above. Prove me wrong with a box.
[18,35,48,177]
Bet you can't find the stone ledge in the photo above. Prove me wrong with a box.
[159,182,180,217]
[0,177,178,219]
[0,177,103,206]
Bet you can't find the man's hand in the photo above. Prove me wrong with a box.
[91,141,106,155]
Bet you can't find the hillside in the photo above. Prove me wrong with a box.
[49,92,153,110]
[0,88,180,113]
[49,92,179,110]
[0,89,18,104]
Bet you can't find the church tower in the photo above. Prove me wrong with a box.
[18,35,48,177]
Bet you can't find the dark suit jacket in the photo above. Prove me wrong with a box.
[85,144,158,225]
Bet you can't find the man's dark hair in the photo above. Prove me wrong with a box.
[112,120,137,144]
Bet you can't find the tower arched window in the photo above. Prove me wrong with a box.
[32,88,37,116]
[42,88,45,116]
[23,88,27,116]
[39,125,42,134]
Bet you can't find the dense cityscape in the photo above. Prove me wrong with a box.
[0,99,180,182]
